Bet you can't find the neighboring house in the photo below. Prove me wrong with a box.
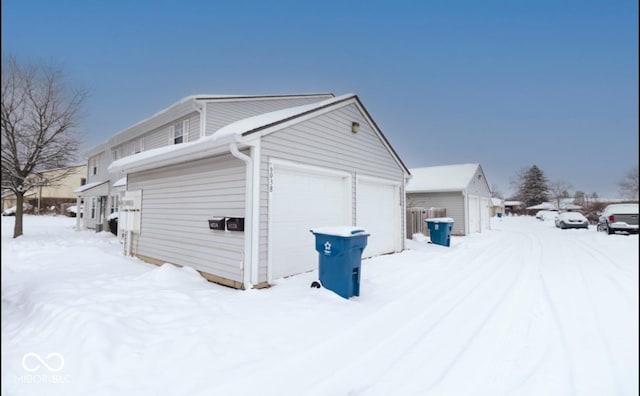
[504,200,523,215]
[406,164,492,236]
[2,165,87,214]
[490,197,505,217]
[84,93,410,290]
[526,200,582,213]
[76,94,337,233]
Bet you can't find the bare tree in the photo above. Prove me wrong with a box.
[1,55,86,238]
[618,166,639,201]
[490,183,504,199]
[548,180,573,210]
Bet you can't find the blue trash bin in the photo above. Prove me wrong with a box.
[497,212,503,219]
[310,227,369,299]
[425,217,454,247]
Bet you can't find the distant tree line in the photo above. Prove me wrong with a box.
[500,164,637,212]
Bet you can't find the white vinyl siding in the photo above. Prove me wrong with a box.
[407,192,465,236]
[127,154,246,283]
[257,103,405,282]
[205,96,333,136]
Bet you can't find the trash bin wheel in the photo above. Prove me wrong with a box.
[310,281,322,289]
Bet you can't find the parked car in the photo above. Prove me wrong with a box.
[597,203,639,234]
[536,210,559,221]
[2,203,33,216]
[555,212,589,229]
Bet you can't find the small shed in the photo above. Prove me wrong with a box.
[406,164,492,236]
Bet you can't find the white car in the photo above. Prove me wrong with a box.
[555,212,589,229]
[536,210,559,221]
[2,203,33,216]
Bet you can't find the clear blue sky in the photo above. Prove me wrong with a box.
[2,0,638,198]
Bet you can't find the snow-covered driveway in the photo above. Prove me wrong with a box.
[2,215,638,396]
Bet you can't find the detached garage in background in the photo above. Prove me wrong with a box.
[109,94,410,289]
[406,164,492,236]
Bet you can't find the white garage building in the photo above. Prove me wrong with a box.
[108,94,410,289]
[406,164,492,236]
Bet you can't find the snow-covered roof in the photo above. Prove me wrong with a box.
[527,201,583,210]
[109,94,359,175]
[406,164,481,193]
[112,178,127,188]
[527,202,557,210]
[490,197,504,206]
[215,94,355,139]
[85,94,335,157]
[74,180,109,193]
[504,201,522,206]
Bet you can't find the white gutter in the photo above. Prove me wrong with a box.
[229,142,254,289]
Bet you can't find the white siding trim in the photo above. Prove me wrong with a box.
[168,125,176,145]
[183,119,190,142]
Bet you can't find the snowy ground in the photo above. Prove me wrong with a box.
[2,215,638,396]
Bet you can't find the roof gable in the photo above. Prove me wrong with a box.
[110,94,410,176]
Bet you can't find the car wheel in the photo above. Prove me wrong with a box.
[560,222,566,229]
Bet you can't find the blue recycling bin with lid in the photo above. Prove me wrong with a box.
[310,227,369,299]
[425,217,454,247]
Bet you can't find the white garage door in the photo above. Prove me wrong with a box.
[468,195,481,234]
[356,178,400,258]
[269,162,351,281]
[480,197,491,231]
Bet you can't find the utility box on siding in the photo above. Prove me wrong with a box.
[120,190,142,233]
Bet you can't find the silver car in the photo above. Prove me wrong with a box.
[555,212,589,229]
[597,203,639,234]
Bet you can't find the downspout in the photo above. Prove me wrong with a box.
[191,101,205,138]
[403,175,411,248]
[462,189,468,236]
[229,142,254,289]
[249,141,260,285]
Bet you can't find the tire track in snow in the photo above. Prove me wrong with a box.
[556,234,627,396]
[385,226,561,395]
[537,230,579,396]
[208,233,523,395]
[245,231,540,395]
[572,236,635,303]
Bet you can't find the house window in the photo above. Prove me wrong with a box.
[173,121,183,144]
[90,197,96,219]
[91,159,98,176]
[110,195,119,214]
[80,178,86,186]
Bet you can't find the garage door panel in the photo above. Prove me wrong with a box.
[270,165,350,280]
[468,195,480,234]
[357,180,399,258]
